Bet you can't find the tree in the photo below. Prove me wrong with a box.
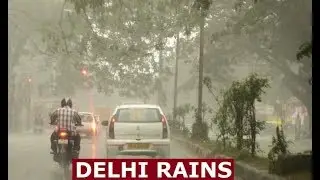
[184,0,312,136]
[9,0,50,131]
[212,73,269,155]
[40,0,193,101]
[190,0,212,141]
[229,0,312,133]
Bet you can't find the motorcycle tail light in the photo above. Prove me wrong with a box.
[59,132,68,138]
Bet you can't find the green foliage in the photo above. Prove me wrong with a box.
[213,73,270,156]
[191,103,210,141]
[192,0,212,17]
[268,126,291,162]
[267,126,296,174]
[40,0,201,99]
[297,42,312,60]
[174,104,192,128]
[168,111,192,138]
[296,41,312,86]
[212,96,233,149]
[207,0,312,122]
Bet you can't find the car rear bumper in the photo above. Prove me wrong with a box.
[106,139,171,158]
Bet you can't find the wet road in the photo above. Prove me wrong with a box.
[8,129,197,180]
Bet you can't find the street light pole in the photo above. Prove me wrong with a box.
[52,61,57,96]
[26,77,32,131]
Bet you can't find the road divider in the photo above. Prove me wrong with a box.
[172,135,285,180]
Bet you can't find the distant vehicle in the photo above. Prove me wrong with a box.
[101,104,170,158]
[95,107,111,125]
[77,112,100,138]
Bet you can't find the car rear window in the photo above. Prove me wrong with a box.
[80,114,94,122]
[116,108,161,122]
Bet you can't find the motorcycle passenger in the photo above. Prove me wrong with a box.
[66,98,82,155]
[49,98,82,158]
[49,98,67,154]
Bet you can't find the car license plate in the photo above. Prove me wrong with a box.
[126,143,150,149]
[58,139,68,144]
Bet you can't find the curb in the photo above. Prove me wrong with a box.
[172,135,286,180]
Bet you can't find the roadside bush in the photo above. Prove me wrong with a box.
[268,126,291,173]
[191,120,209,141]
[271,153,312,175]
[268,126,311,175]
[207,73,270,156]
[174,104,192,129]
[191,105,210,142]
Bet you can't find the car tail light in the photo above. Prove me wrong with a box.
[91,122,96,132]
[109,117,116,139]
[161,115,168,139]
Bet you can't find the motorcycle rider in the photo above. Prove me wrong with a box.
[49,98,82,158]
[66,98,82,155]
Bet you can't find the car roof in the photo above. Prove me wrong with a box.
[122,102,144,105]
[79,112,93,115]
[117,104,161,109]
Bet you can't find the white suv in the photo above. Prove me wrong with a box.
[101,104,171,158]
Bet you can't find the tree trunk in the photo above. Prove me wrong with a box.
[250,104,256,156]
[173,33,180,121]
[197,14,205,122]
[157,42,164,107]
[236,118,243,150]
[235,109,244,150]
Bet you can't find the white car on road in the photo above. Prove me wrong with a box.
[101,104,171,158]
[77,112,100,138]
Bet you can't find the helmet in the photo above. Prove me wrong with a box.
[66,98,73,108]
[61,98,67,107]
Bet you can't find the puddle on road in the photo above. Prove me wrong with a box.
[49,165,72,180]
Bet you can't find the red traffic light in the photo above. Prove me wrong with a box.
[81,69,88,76]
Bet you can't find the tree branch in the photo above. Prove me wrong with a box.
[58,0,70,54]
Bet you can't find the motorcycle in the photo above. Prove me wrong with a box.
[50,124,83,179]
[51,128,73,178]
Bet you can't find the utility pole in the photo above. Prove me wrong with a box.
[26,77,32,131]
[173,33,180,121]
